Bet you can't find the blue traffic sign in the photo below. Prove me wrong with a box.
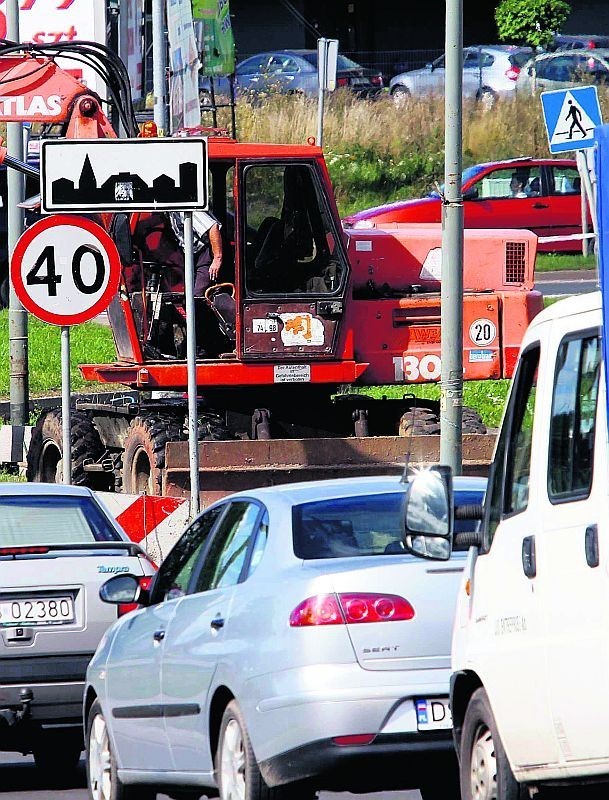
[541,86,602,153]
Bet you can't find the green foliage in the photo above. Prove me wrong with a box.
[495,0,571,49]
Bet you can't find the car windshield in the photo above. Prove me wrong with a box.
[0,496,122,547]
[428,164,487,197]
[292,490,482,559]
[300,52,362,70]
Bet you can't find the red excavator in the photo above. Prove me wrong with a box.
[0,40,543,502]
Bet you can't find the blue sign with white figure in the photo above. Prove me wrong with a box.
[541,86,602,153]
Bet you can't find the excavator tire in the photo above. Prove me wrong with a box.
[198,411,233,441]
[26,408,108,488]
[462,406,487,435]
[398,406,441,437]
[122,413,184,496]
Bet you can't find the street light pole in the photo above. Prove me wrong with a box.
[440,0,464,474]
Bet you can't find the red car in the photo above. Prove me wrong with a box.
[343,157,588,253]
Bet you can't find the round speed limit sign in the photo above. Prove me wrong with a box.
[11,215,121,326]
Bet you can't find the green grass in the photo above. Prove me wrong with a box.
[536,253,596,272]
[0,311,115,398]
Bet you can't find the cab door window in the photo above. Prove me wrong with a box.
[485,345,540,546]
[243,163,345,295]
[548,332,600,501]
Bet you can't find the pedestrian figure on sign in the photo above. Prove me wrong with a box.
[566,100,586,139]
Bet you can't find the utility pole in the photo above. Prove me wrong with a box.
[7,0,28,427]
[152,0,168,136]
[439,0,464,474]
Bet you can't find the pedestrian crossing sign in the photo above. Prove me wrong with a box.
[541,85,603,153]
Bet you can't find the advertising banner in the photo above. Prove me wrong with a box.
[167,0,201,132]
[0,0,107,93]
[193,0,235,77]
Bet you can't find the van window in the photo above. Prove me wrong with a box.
[485,345,539,545]
[548,333,600,501]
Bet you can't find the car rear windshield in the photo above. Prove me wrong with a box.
[510,51,532,68]
[0,495,122,547]
[300,52,362,71]
[292,490,482,559]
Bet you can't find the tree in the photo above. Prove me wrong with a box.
[495,0,571,50]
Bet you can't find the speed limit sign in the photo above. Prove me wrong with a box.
[10,215,121,325]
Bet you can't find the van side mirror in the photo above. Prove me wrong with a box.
[402,465,453,560]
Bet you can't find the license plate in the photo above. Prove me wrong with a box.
[415,697,452,730]
[0,596,75,626]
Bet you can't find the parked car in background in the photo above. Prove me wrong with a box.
[389,44,532,107]
[343,156,588,253]
[199,49,383,105]
[548,32,609,51]
[85,474,486,800]
[0,483,156,775]
[516,47,609,92]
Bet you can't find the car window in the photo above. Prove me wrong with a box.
[548,332,600,501]
[237,55,269,75]
[153,506,223,602]
[475,166,540,199]
[544,54,578,82]
[246,510,269,578]
[485,344,540,546]
[0,495,123,546]
[194,501,261,591]
[293,491,483,559]
[549,165,580,195]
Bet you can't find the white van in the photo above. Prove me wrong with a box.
[402,289,607,800]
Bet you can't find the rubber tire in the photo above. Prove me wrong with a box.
[419,759,460,800]
[391,85,410,106]
[198,411,233,441]
[26,408,109,488]
[33,727,82,778]
[462,406,487,435]
[122,413,184,496]
[217,700,313,800]
[460,687,527,800]
[86,700,156,800]
[399,406,441,436]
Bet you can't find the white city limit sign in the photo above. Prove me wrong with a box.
[40,137,209,213]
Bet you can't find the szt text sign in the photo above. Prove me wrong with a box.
[11,215,121,326]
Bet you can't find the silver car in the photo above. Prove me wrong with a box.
[515,47,609,93]
[0,483,156,774]
[85,474,486,800]
[389,44,533,107]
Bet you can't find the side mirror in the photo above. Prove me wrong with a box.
[426,62,434,71]
[402,465,453,561]
[100,573,145,605]
[463,186,479,200]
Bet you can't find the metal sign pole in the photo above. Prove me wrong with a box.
[61,326,72,485]
[316,38,327,149]
[183,211,200,520]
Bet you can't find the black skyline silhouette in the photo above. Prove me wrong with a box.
[51,154,199,205]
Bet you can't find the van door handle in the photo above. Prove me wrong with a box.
[585,524,599,568]
[153,630,165,642]
[532,202,549,209]
[522,536,536,578]
[211,617,224,630]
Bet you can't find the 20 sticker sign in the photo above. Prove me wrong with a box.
[11,215,121,326]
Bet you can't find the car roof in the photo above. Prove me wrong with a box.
[0,481,96,497]
[470,156,577,170]
[220,474,487,507]
[535,47,609,58]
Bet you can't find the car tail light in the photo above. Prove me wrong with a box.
[118,575,154,617]
[0,546,49,557]
[289,593,415,626]
[333,733,376,746]
[505,66,520,81]
[370,75,383,87]
[337,76,349,87]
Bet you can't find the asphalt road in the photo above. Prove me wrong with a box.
[0,753,422,800]
[534,269,598,296]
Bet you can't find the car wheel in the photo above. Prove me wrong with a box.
[33,728,82,776]
[460,687,527,800]
[218,700,310,800]
[477,88,496,110]
[391,85,410,106]
[87,700,156,800]
[419,760,460,800]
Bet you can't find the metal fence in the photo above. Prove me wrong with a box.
[342,49,444,82]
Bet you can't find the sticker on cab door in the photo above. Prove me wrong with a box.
[279,313,324,346]
[469,318,497,346]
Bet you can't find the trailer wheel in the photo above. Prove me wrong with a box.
[122,413,184,496]
[26,409,109,488]
[398,406,441,436]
